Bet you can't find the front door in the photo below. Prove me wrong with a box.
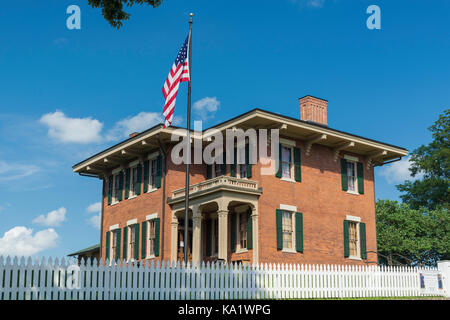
[177,219,192,263]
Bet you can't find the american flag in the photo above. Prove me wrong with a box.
[162,34,190,128]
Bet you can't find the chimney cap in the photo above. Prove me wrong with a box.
[299,95,328,102]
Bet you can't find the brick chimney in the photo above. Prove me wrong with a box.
[129,132,139,138]
[299,95,328,126]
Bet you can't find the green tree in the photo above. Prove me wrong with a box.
[88,0,165,29]
[376,199,450,266]
[397,109,450,210]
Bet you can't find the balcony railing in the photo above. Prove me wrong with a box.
[171,176,259,200]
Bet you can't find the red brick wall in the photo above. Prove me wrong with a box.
[100,138,377,266]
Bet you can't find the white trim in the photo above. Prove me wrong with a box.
[147,151,159,160]
[282,248,297,254]
[129,160,139,167]
[281,177,296,183]
[344,154,359,162]
[146,213,158,221]
[349,256,362,261]
[109,224,119,231]
[146,188,158,194]
[112,167,123,175]
[280,204,297,212]
[280,137,296,147]
[127,218,138,226]
[346,215,361,222]
[347,190,359,196]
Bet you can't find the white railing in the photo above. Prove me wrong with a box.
[0,256,444,300]
[171,176,259,199]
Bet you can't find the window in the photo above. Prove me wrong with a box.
[281,146,293,179]
[239,213,247,249]
[147,220,156,258]
[347,161,357,192]
[112,174,120,203]
[282,211,293,249]
[348,221,359,257]
[128,225,136,261]
[111,230,117,261]
[214,163,222,178]
[149,158,158,190]
[130,166,138,197]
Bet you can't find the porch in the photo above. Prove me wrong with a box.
[167,176,262,265]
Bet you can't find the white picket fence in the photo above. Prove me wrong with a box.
[0,256,444,300]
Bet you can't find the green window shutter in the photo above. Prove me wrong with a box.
[246,209,253,249]
[105,231,110,261]
[134,224,140,260]
[343,220,350,258]
[294,147,302,182]
[276,144,282,178]
[125,168,130,199]
[118,171,124,201]
[360,222,367,259]
[154,218,160,257]
[245,143,252,178]
[357,162,364,195]
[230,147,237,177]
[136,164,142,195]
[230,213,237,252]
[122,227,127,261]
[108,176,113,205]
[206,164,212,179]
[295,212,303,253]
[155,155,162,189]
[276,209,283,250]
[221,150,227,176]
[116,229,121,262]
[143,160,149,193]
[206,219,212,256]
[340,159,348,191]
[141,221,147,259]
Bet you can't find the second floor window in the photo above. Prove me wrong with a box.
[149,158,158,190]
[214,163,222,178]
[281,146,293,179]
[113,174,120,203]
[347,161,357,192]
[130,167,137,197]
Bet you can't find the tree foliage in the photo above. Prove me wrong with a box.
[88,0,164,29]
[376,199,450,266]
[397,109,450,210]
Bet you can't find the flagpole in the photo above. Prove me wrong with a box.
[184,13,193,265]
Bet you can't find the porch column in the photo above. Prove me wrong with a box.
[251,205,259,264]
[192,205,203,266]
[218,209,229,261]
[170,215,178,263]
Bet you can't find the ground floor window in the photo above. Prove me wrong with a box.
[282,211,293,249]
[349,221,359,257]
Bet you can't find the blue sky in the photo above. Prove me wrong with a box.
[0,0,448,258]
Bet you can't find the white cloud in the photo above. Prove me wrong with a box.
[193,97,220,121]
[32,207,66,227]
[378,156,423,184]
[86,202,101,213]
[87,214,101,230]
[0,226,58,256]
[40,111,103,144]
[0,161,40,182]
[290,0,326,8]
[106,112,163,140]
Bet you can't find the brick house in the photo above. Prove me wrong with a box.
[73,96,408,266]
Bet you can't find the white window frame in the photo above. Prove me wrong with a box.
[279,204,296,253]
[146,213,158,259]
[280,144,295,182]
[129,165,138,199]
[146,155,158,194]
[109,225,120,264]
[111,173,121,204]
[346,215,361,260]
[235,206,249,253]
[127,225,136,262]
[346,160,359,195]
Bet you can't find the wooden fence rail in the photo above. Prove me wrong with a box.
[0,256,444,300]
